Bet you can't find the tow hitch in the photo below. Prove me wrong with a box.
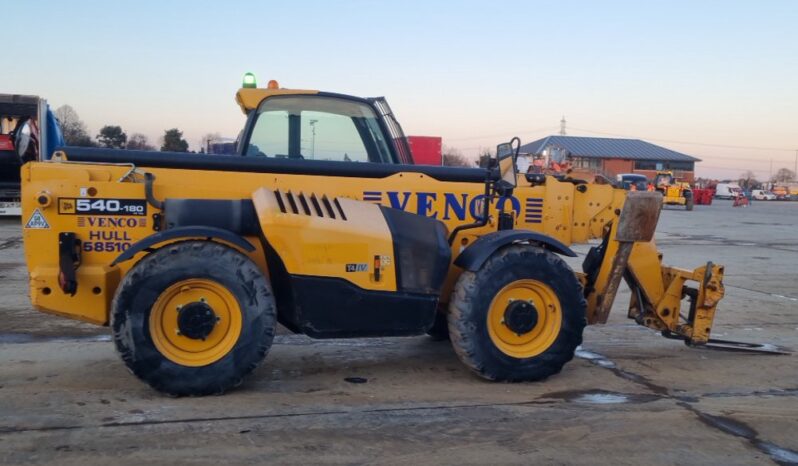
[58,232,81,296]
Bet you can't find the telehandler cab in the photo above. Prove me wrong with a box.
[15,76,767,396]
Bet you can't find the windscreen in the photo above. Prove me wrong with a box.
[247,96,395,163]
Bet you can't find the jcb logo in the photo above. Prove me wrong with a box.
[58,199,76,214]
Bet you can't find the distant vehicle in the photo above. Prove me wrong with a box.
[772,184,798,201]
[751,189,776,201]
[206,138,237,155]
[714,183,742,200]
[1,94,64,216]
[654,171,693,210]
[616,173,649,191]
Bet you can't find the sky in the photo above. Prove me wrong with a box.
[4,0,797,180]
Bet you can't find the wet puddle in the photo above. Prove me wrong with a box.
[0,237,22,251]
[575,346,670,395]
[0,333,111,344]
[274,334,395,348]
[575,347,617,368]
[684,404,798,466]
[0,262,23,270]
[575,345,798,465]
[544,389,660,405]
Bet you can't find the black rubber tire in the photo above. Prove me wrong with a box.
[426,310,450,341]
[111,241,276,396]
[448,245,586,382]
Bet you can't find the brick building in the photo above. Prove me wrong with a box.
[519,135,699,183]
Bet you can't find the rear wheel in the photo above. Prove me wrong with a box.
[111,241,276,396]
[448,245,586,381]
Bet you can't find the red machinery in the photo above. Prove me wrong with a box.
[407,136,442,165]
[692,188,714,205]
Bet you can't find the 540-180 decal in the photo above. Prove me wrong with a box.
[58,198,147,216]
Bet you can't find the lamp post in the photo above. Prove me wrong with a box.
[309,119,318,159]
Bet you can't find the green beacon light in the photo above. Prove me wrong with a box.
[242,72,257,89]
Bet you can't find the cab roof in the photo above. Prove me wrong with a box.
[235,87,319,114]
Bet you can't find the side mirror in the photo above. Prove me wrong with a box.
[14,120,32,159]
[495,139,519,189]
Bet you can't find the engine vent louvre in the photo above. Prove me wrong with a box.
[274,190,287,213]
[333,198,348,221]
[287,192,299,214]
[309,194,324,217]
[273,190,348,221]
[321,195,336,219]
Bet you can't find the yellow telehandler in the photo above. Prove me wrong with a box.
[12,75,766,395]
[655,170,694,210]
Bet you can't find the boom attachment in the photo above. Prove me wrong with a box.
[582,192,728,347]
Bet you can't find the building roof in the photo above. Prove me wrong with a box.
[519,135,700,162]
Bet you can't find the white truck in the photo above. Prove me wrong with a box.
[714,183,742,200]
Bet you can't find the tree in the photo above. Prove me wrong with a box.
[771,168,796,184]
[738,170,759,190]
[96,125,127,149]
[161,128,189,152]
[442,145,471,167]
[54,105,94,146]
[477,148,493,168]
[126,133,155,151]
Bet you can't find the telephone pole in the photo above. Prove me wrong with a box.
[309,119,318,159]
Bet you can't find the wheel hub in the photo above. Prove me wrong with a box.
[503,300,539,335]
[177,301,218,340]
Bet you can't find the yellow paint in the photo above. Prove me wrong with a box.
[21,156,723,344]
[487,279,562,358]
[235,87,319,114]
[149,278,242,367]
[251,188,397,291]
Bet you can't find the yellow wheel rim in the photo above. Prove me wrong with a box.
[487,279,562,358]
[149,279,242,367]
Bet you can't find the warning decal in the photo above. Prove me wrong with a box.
[25,209,50,229]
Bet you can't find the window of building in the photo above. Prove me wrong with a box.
[634,160,694,171]
[572,157,602,169]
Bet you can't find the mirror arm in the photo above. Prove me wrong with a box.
[510,136,521,160]
[447,169,493,245]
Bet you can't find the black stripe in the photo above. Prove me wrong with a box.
[62,147,492,183]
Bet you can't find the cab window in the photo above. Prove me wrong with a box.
[245,95,395,163]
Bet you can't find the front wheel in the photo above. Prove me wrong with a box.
[111,241,276,396]
[448,245,586,381]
